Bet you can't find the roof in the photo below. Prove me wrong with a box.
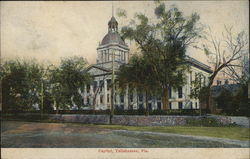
[211,84,241,97]
[101,32,127,46]
[185,56,212,73]
[86,64,111,73]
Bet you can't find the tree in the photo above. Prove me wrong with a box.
[190,73,210,114]
[121,3,202,110]
[214,83,249,117]
[47,56,92,110]
[117,54,157,115]
[46,66,65,113]
[202,26,248,111]
[1,59,44,112]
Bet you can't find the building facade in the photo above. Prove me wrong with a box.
[85,16,212,111]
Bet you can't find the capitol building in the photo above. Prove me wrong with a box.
[84,15,212,111]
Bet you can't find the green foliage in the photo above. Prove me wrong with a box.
[117,55,157,93]
[1,56,92,113]
[190,74,210,102]
[120,3,202,109]
[47,56,92,110]
[117,54,158,115]
[215,83,249,116]
[116,8,127,18]
[1,59,44,112]
[186,118,224,127]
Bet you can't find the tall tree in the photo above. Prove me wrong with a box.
[1,59,44,112]
[202,26,248,111]
[118,54,159,115]
[121,3,202,110]
[47,56,92,110]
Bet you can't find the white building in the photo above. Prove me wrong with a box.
[85,16,212,111]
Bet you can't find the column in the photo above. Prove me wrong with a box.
[124,85,129,110]
[143,92,146,109]
[84,85,87,105]
[133,89,137,110]
[90,85,93,108]
[116,93,120,109]
[96,81,100,109]
[104,79,107,109]
[152,96,157,110]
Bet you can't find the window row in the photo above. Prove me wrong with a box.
[99,50,127,62]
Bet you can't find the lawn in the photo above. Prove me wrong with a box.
[91,124,249,141]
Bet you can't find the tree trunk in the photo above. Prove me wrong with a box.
[206,91,213,113]
[206,80,214,113]
[162,87,169,110]
[206,63,227,112]
[145,91,149,116]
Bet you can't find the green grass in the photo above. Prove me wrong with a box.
[92,125,249,141]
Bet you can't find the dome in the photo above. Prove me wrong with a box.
[101,32,126,46]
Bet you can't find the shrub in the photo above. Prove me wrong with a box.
[186,117,223,127]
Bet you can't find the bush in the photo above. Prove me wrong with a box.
[186,117,223,127]
[2,109,209,116]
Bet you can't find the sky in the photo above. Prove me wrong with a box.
[1,1,249,66]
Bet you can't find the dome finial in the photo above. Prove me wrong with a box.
[108,3,118,33]
[112,2,114,17]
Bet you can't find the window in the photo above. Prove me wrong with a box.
[107,51,110,62]
[139,104,144,110]
[114,79,118,90]
[100,52,103,62]
[130,94,133,102]
[195,102,198,109]
[115,51,121,61]
[139,94,143,102]
[87,85,90,93]
[124,52,127,61]
[168,87,172,98]
[100,95,103,104]
[109,51,112,61]
[121,51,123,61]
[178,102,183,109]
[87,98,90,104]
[190,102,193,109]
[157,102,161,110]
[217,80,221,85]
[148,103,152,111]
[169,102,172,109]
[99,80,103,92]
[190,71,192,83]
[93,81,97,92]
[104,52,107,62]
[120,95,124,103]
[195,73,198,80]
[178,87,183,98]
[225,79,229,84]
[107,79,111,91]
[107,94,110,103]
[122,52,125,61]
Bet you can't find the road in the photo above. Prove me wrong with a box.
[1,121,248,148]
